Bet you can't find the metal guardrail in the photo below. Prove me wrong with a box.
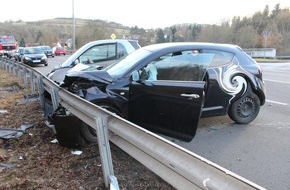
[0,57,267,190]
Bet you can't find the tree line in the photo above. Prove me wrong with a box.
[0,3,289,55]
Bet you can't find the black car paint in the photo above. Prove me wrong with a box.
[129,80,205,140]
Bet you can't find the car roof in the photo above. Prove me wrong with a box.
[38,45,51,48]
[84,39,140,47]
[143,42,242,54]
[25,47,41,49]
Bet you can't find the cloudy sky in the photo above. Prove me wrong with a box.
[2,0,290,28]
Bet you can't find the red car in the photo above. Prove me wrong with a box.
[55,47,66,56]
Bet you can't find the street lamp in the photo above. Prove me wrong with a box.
[72,0,76,52]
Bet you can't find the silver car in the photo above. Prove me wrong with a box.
[47,39,140,85]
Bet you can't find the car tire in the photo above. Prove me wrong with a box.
[228,87,260,124]
[80,105,122,143]
[80,122,98,143]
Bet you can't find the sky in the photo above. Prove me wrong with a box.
[2,0,290,29]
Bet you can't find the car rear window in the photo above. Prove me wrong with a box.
[128,40,141,50]
[204,50,234,67]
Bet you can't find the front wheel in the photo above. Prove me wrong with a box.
[228,91,260,124]
[80,122,98,143]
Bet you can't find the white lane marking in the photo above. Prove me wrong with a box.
[264,79,290,84]
[266,99,288,106]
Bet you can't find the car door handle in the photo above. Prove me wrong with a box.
[180,93,200,98]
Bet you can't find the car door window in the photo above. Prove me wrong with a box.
[117,43,128,58]
[79,44,117,64]
[138,50,214,82]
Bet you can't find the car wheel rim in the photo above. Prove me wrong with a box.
[237,97,255,118]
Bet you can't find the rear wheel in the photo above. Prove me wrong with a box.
[228,89,260,124]
[80,105,122,143]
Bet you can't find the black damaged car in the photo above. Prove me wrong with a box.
[54,42,266,144]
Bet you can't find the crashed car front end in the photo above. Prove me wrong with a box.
[67,79,108,101]
[47,70,116,148]
[61,70,115,102]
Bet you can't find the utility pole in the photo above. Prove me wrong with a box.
[72,0,76,52]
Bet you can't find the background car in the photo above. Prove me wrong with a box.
[38,45,54,57]
[14,47,25,62]
[21,47,48,66]
[55,47,66,56]
[51,42,265,144]
[47,39,141,85]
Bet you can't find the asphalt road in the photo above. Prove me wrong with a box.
[35,55,69,76]
[37,57,290,190]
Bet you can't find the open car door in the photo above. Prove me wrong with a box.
[129,80,205,142]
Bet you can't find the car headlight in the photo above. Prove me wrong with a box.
[24,56,31,60]
[41,56,47,60]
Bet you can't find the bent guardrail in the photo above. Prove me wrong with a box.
[0,57,267,190]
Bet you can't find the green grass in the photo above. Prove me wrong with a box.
[254,58,290,63]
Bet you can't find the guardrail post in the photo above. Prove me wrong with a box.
[95,116,118,189]
[51,88,59,111]
[17,64,21,84]
[12,61,16,75]
[5,58,8,71]
[23,67,28,87]
[29,71,35,94]
[38,76,45,108]
[8,59,11,72]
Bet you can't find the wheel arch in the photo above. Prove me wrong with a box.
[244,75,266,106]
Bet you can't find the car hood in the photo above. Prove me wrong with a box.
[67,63,105,72]
[47,63,106,85]
[62,70,114,87]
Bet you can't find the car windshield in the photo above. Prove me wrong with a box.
[0,37,15,43]
[42,46,51,50]
[106,48,151,77]
[25,48,43,54]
